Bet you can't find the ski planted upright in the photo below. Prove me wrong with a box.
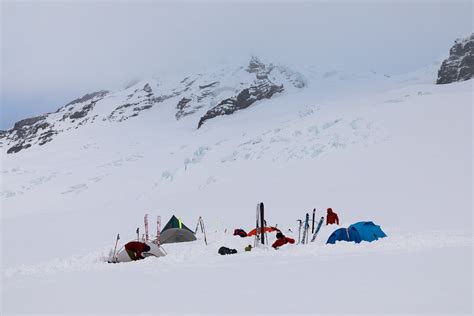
[259,202,265,245]
[156,215,161,245]
[254,203,260,247]
[108,233,120,263]
[144,214,149,242]
[301,213,309,244]
[311,209,316,234]
[297,220,302,244]
[311,216,325,242]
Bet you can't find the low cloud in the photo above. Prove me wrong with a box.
[1,0,472,129]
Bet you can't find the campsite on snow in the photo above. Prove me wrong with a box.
[1,2,472,315]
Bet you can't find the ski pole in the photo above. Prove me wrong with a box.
[195,217,200,234]
[136,227,139,241]
[200,217,208,245]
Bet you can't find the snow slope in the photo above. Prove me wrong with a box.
[1,61,472,315]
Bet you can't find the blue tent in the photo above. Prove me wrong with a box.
[326,227,362,244]
[326,221,387,244]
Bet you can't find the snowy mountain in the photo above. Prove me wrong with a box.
[1,57,307,154]
[2,50,472,314]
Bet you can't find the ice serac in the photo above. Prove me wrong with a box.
[197,57,287,129]
[437,33,474,84]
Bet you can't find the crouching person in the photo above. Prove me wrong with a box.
[272,232,295,249]
[124,241,151,261]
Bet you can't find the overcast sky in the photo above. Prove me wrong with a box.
[1,0,472,129]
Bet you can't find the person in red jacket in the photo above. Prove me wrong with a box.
[272,232,295,249]
[326,208,339,225]
[124,241,151,261]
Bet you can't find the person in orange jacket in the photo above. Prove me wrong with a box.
[124,241,151,261]
[272,232,295,249]
[326,208,339,225]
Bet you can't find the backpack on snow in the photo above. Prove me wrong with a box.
[218,246,237,255]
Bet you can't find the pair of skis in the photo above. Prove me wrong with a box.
[254,202,266,247]
[144,213,162,244]
[298,210,324,244]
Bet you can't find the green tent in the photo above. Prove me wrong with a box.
[160,215,196,244]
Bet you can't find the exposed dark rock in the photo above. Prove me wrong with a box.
[9,115,48,140]
[7,143,31,154]
[69,102,95,119]
[177,97,192,110]
[198,80,283,128]
[3,90,108,153]
[107,102,140,121]
[185,79,197,88]
[150,93,179,104]
[13,115,46,131]
[2,57,306,153]
[5,117,54,153]
[437,33,474,84]
[199,81,219,89]
[247,56,273,80]
[143,84,153,93]
[65,90,109,107]
[176,97,192,119]
[118,103,139,110]
[247,56,267,73]
[107,86,184,122]
[133,105,152,111]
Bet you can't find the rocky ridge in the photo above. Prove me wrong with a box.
[437,33,474,84]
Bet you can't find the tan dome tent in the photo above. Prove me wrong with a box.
[111,240,166,263]
[160,215,197,244]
